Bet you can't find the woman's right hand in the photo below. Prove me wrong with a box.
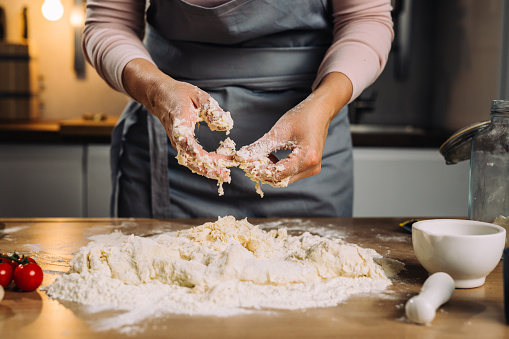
[122,58,233,182]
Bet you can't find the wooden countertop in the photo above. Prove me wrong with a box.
[0,119,451,147]
[0,217,506,338]
[0,116,119,143]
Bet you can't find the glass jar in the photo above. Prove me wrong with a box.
[469,100,509,222]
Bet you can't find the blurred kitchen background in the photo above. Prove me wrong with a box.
[0,0,507,218]
[351,0,506,131]
[0,0,128,121]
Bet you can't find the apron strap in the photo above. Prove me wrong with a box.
[110,116,125,218]
[147,113,172,218]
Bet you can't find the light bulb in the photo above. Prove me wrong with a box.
[42,0,64,21]
[70,6,85,27]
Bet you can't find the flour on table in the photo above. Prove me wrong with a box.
[46,216,402,331]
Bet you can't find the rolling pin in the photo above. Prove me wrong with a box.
[405,272,455,325]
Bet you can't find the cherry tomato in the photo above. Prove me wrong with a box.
[1,253,19,269]
[0,262,13,288]
[25,256,36,263]
[19,256,36,265]
[0,254,12,266]
[13,263,43,292]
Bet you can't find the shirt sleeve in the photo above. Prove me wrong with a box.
[312,0,394,103]
[82,0,155,95]
[83,0,393,101]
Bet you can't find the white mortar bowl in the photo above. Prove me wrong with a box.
[412,219,506,288]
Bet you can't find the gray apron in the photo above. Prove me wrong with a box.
[111,0,353,218]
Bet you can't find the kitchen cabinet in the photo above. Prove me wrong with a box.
[86,145,111,217]
[0,143,112,218]
[0,145,469,218]
[0,144,83,217]
[353,148,469,217]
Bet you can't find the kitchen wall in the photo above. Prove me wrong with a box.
[432,0,504,131]
[0,0,128,120]
[351,0,505,132]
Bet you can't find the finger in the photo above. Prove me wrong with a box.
[197,97,233,133]
[184,157,231,182]
[189,88,233,133]
[276,148,322,184]
[175,133,232,182]
[236,135,294,162]
[243,149,321,186]
[242,157,296,185]
[189,84,211,108]
[180,152,231,182]
[178,134,233,163]
[171,104,199,131]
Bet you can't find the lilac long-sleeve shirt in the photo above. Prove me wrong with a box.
[83,0,393,103]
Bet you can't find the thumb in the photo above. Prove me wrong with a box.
[236,139,297,163]
[235,131,283,162]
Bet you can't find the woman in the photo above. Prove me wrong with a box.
[83,0,394,218]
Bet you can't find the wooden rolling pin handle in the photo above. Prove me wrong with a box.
[405,272,455,325]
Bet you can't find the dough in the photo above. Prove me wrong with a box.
[196,97,234,133]
[238,156,290,198]
[213,138,289,197]
[48,216,399,300]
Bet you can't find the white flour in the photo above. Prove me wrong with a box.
[45,216,402,332]
[0,225,29,241]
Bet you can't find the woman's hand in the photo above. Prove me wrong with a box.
[122,58,234,182]
[235,72,353,186]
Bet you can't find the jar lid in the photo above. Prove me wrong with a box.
[439,120,491,164]
[492,100,509,113]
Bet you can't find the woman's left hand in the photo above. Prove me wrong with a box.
[235,72,353,186]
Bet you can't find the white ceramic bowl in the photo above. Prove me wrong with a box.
[412,219,506,288]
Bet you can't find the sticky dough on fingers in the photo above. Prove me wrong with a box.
[239,158,290,198]
[215,138,291,198]
[237,140,296,197]
[174,97,290,197]
[174,98,236,195]
[196,97,234,133]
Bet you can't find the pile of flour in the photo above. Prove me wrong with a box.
[46,216,401,329]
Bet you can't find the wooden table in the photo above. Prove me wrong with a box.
[0,218,506,338]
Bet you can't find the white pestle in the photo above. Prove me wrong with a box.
[405,272,455,325]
